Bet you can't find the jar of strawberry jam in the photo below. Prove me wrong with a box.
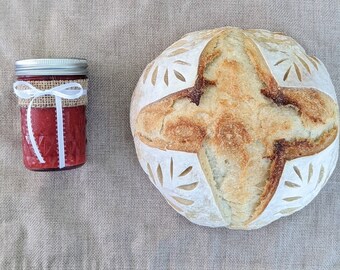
[14,58,88,171]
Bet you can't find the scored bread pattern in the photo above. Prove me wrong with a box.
[142,28,223,87]
[274,52,320,82]
[142,38,193,86]
[277,163,325,216]
[245,30,320,83]
[146,158,199,213]
[130,28,227,123]
[143,58,189,87]
[132,27,339,229]
[135,137,226,227]
[249,136,338,228]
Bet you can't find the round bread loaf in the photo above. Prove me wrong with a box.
[130,27,339,229]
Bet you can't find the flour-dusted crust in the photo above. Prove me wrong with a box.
[130,27,339,229]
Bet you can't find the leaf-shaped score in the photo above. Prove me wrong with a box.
[296,55,311,74]
[173,70,186,82]
[274,58,288,66]
[316,165,325,187]
[170,158,173,179]
[279,207,300,215]
[172,196,194,205]
[151,66,159,86]
[147,163,155,184]
[167,48,189,57]
[178,166,192,177]
[174,60,191,66]
[283,66,291,81]
[282,196,302,202]
[163,69,169,86]
[293,63,302,81]
[293,166,302,181]
[284,181,301,188]
[177,182,198,191]
[306,55,319,70]
[308,163,313,183]
[157,164,163,186]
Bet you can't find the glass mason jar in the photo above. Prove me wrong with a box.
[14,58,88,171]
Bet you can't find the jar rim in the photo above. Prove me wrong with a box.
[15,58,88,76]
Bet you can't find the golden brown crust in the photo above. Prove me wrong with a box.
[136,90,192,151]
[282,126,338,160]
[163,117,206,152]
[135,28,338,226]
[244,34,338,221]
[136,34,224,151]
[261,87,335,126]
[188,34,221,105]
[137,97,174,135]
[244,36,278,90]
[213,115,252,150]
[249,126,338,222]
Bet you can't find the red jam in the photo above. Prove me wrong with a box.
[18,75,87,171]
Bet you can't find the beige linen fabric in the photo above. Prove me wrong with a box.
[0,0,339,269]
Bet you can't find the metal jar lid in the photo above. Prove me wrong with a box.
[15,58,88,76]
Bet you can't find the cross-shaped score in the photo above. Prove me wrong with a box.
[134,31,338,225]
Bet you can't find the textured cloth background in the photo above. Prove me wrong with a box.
[0,0,339,269]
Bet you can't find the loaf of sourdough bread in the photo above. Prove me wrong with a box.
[130,27,339,229]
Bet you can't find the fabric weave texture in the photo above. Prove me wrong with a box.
[0,0,339,269]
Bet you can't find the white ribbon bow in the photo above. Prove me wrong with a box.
[13,81,87,168]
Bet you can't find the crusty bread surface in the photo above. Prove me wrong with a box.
[135,28,339,228]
